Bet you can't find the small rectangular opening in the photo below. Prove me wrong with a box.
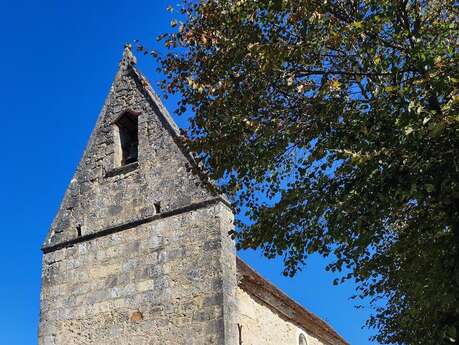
[154,202,161,214]
[76,225,82,238]
[114,112,139,167]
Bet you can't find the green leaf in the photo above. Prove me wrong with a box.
[352,21,363,29]
[425,184,434,193]
[405,126,414,135]
[385,85,398,92]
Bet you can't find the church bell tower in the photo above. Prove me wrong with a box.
[39,46,238,345]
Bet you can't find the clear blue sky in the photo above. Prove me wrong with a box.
[0,0,378,344]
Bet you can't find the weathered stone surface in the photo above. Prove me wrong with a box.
[39,46,346,345]
[236,287,320,345]
[43,46,214,250]
[236,259,347,345]
[40,204,236,345]
[39,47,237,345]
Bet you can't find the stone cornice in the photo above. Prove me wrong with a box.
[42,196,231,254]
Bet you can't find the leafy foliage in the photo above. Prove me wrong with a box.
[152,1,459,343]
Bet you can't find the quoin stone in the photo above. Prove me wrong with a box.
[39,45,348,345]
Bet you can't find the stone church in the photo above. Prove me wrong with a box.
[39,46,347,345]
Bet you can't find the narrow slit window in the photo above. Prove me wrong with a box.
[76,225,82,238]
[154,202,161,214]
[115,112,139,166]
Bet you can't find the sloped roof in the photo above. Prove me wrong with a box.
[237,258,348,345]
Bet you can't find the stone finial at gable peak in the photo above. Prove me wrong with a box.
[119,43,137,70]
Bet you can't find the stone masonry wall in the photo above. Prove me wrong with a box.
[43,55,212,250]
[236,288,325,345]
[40,202,237,345]
[40,50,238,345]
[39,48,344,345]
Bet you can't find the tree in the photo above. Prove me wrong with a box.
[151,1,459,343]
